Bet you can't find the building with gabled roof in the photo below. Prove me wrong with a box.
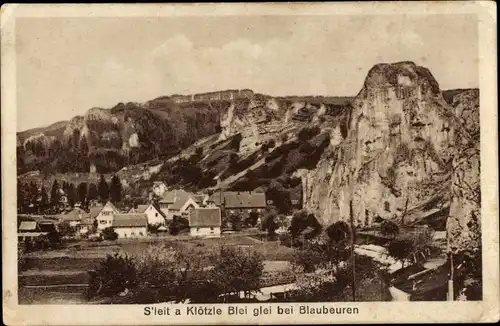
[96,201,121,230]
[158,189,199,220]
[128,203,166,226]
[59,207,87,227]
[112,213,148,238]
[188,207,221,238]
[207,191,267,215]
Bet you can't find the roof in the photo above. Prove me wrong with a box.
[112,214,148,228]
[129,204,149,214]
[223,192,267,209]
[207,191,267,208]
[80,218,95,226]
[19,221,38,232]
[60,208,86,221]
[105,201,120,213]
[89,206,104,219]
[192,194,207,204]
[189,208,221,227]
[18,232,49,237]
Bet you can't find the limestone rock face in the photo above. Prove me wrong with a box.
[302,62,471,228]
[445,89,480,253]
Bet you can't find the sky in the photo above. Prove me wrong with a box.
[16,14,478,131]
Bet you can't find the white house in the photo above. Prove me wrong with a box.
[158,189,199,220]
[96,201,120,230]
[128,203,166,226]
[188,207,221,238]
[112,214,148,238]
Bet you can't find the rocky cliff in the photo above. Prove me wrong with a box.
[300,62,479,234]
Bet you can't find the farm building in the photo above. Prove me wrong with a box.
[128,203,166,226]
[207,191,267,215]
[188,207,222,238]
[112,213,148,238]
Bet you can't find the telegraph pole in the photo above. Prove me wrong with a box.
[350,200,356,302]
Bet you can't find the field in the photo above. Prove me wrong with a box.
[19,233,295,304]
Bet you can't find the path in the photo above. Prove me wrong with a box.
[389,286,410,301]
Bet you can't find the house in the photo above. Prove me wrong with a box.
[18,221,48,242]
[96,201,120,230]
[59,207,87,227]
[158,189,199,220]
[128,203,166,226]
[208,191,267,216]
[152,181,168,198]
[188,207,222,238]
[78,217,95,234]
[112,214,148,238]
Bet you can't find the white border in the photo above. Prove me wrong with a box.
[2,2,498,325]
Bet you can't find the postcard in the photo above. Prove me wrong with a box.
[2,2,498,325]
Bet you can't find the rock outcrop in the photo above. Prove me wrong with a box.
[301,62,478,230]
[445,89,480,253]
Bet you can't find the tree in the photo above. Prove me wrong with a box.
[290,209,309,237]
[98,174,109,203]
[387,239,415,268]
[246,210,260,227]
[88,253,136,297]
[261,212,279,237]
[77,182,88,205]
[109,175,122,203]
[39,185,49,212]
[50,180,60,207]
[28,181,39,210]
[212,246,264,301]
[169,216,189,235]
[88,183,98,201]
[326,221,351,244]
[380,220,399,239]
[228,214,242,231]
[67,183,76,207]
[102,227,118,241]
[58,220,75,237]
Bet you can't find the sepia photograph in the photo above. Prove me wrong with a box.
[2,2,498,325]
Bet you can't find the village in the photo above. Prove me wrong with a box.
[18,179,273,242]
[17,172,457,305]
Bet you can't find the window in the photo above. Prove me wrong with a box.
[384,201,390,212]
[210,227,214,231]
[139,232,143,236]
[99,220,107,224]
[197,227,200,231]
[155,213,158,217]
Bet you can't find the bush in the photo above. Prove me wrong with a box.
[88,253,137,298]
[102,227,118,241]
[387,239,414,268]
[228,214,242,231]
[298,126,321,142]
[380,220,399,239]
[169,216,189,235]
[212,246,264,299]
